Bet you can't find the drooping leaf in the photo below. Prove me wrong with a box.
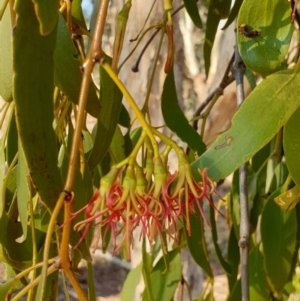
[0,6,13,102]
[121,263,142,301]
[13,0,64,212]
[183,0,202,29]
[227,245,270,301]
[109,126,126,164]
[284,106,300,188]
[237,0,292,77]
[88,55,123,171]
[226,227,240,291]
[6,111,18,166]
[261,187,297,295]
[222,0,243,30]
[184,208,213,278]
[119,104,131,128]
[54,14,101,118]
[161,69,206,156]
[72,0,88,30]
[209,205,232,275]
[142,249,181,301]
[0,139,6,215]
[193,64,300,181]
[16,143,30,239]
[31,0,59,35]
[0,213,45,270]
[204,0,231,76]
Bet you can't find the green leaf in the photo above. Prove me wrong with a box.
[31,0,59,35]
[237,0,292,77]
[0,6,13,102]
[161,69,206,156]
[143,249,181,301]
[0,213,45,270]
[72,0,87,30]
[16,143,30,239]
[0,140,6,215]
[119,104,131,128]
[221,0,243,30]
[284,106,300,188]
[209,205,232,275]
[110,126,126,164]
[204,0,231,76]
[261,187,297,296]
[193,65,300,181]
[226,227,240,291]
[55,14,101,118]
[6,111,18,166]
[121,263,142,301]
[274,185,299,212]
[227,245,270,301]
[13,0,64,212]
[88,55,123,170]
[184,208,213,277]
[183,0,202,29]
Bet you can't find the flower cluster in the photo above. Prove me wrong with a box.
[72,148,218,260]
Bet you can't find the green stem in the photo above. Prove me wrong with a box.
[101,62,159,158]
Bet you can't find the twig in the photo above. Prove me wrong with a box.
[232,45,250,301]
[192,52,235,131]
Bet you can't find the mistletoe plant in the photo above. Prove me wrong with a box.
[1,0,300,300]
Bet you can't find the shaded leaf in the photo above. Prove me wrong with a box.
[193,65,300,181]
[55,14,101,118]
[226,227,240,291]
[162,69,206,156]
[221,0,243,30]
[261,187,297,295]
[237,0,292,77]
[284,106,300,188]
[13,0,64,212]
[209,205,231,275]
[88,55,123,171]
[184,208,213,277]
[6,111,18,166]
[121,263,142,301]
[32,0,59,35]
[16,143,30,239]
[110,126,126,164]
[0,7,12,102]
[143,249,181,301]
[204,0,231,76]
[183,0,202,29]
[72,0,87,30]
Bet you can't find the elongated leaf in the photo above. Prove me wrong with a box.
[261,188,297,295]
[72,0,87,30]
[13,0,64,212]
[226,227,240,291]
[162,69,206,156]
[0,213,45,270]
[55,14,101,118]
[204,0,231,76]
[6,112,18,166]
[0,139,6,215]
[0,6,12,102]
[17,143,30,239]
[184,209,213,277]
[284,106,300,188]
[222,0,243,30]
[121,263,142,301]
[227,245,270,301]
[209,205,232,275]
[183,0,202,29]
[237,0,292,77]
[88,55,123,170]
[193,64,300,181]
[143,249,181,301]
[110,126,126,164]
[32,0,59,35]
